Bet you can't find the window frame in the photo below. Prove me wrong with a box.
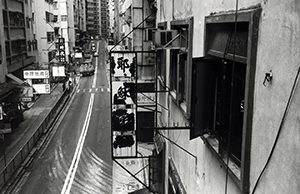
[168,18,193,118]
[190,8,261,193]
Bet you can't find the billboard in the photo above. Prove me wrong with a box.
[52,66,66,77]
[24,70,50,79]
[32,84,51,94]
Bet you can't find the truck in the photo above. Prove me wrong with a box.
[79,54,95,76]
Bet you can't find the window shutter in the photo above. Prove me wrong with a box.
[190,57,216,139]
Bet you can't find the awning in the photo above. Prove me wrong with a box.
[7,73,25,85]
[0,82,18,101]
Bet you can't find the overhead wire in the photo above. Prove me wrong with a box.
[251,64,300,193]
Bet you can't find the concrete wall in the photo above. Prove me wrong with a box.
[157,0,300,193]
[33,0,55,63]
[251,0,300,193]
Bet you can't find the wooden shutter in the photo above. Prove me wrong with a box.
[190,57,216,139]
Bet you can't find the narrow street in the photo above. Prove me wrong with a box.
[15,40,113,194]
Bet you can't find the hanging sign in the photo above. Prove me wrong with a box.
[52,66,66,77]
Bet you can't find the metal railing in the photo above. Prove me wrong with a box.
[0,88,68,190]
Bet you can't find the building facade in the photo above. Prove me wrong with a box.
[86,0,100,38]
[1,0,36,79]
[74,0,86,47]
[0,0,37,136]
[53,0,76,62]
[32,0,56,63]
[111,0,300,193]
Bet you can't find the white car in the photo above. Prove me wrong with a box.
[94,52,99,57]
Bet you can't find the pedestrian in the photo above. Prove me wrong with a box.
[62,81,66,91]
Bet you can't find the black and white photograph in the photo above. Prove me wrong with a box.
[0,0,299,194]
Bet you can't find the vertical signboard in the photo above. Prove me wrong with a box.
[111,51,157,159]
[58,37,66,63]
[111,52,137,158]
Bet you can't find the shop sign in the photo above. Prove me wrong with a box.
[24,70,50,79]
[9,97,32,102]
[32,84,51,94]
[52,66,66,77]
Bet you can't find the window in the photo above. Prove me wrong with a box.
[53,2,58,9]
[11,39,26,56]
[170,49,187,104]
[191,8,261,192]
[47,32,54,43]
[61,15,67,21]
[3,10,8,26]
[192,57,246,165]
[157,50,166,84]
[9,11,25,27]
[53,15,58,23]
[45,11,53,23]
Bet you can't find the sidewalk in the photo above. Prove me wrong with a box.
[0,83,67,189]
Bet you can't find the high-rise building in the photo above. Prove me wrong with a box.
[1,0,36,81]
[86,0,100,38]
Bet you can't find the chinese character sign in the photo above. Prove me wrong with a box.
[24,70,50,79]
[110,52,136,80]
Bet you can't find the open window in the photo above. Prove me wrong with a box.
[190,8,261,192]
[191,56,246,166]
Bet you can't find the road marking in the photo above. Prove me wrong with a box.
[61,93,95,194]
[61,43,99,194]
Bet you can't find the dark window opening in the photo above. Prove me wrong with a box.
[170,49,178,92]
[178,53,187,103]
[191,57,246,166]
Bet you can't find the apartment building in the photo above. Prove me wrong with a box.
[100,0,109,39]
[74,0,86,47]
[0,0,36,79]
[0,0,37,132]
[32,0,56,63]
[86,0,100,38]
[53,0,76,62]
[111,0,300,193]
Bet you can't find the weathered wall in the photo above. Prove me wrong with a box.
[158,0,300,193]
[251,0,300,193]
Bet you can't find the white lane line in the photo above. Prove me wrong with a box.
[61,93,95,194]
[61,43,99,194]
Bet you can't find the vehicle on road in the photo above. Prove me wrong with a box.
[79,55,95,76]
